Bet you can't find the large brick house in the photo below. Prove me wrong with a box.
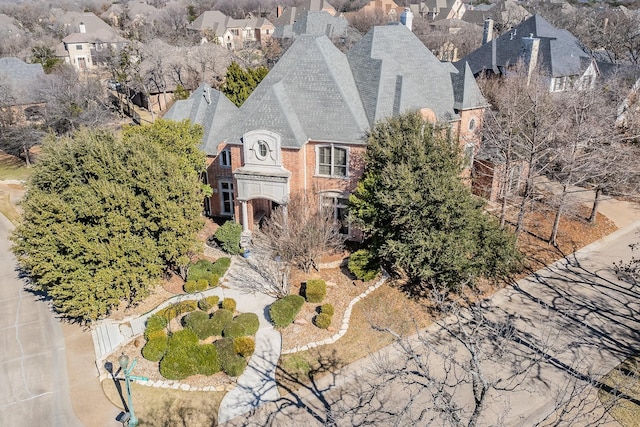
[165,24,487,239]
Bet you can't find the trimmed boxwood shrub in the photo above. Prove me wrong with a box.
[211,309,234,336]
[233,336,256,357]
[348,249,379,281]
[196,279,208,291]
[187,260,221,287]
[304,279,326,303]
[269,295,305,328]
[159,329,199,380]
[320,303,335,317]
[192,343,220,375]
[223,320,246,338]
[314,313,332,329]
[182,310,217,340]
[197,295,220,311]
[212,257,231,276]
[206,274,219,288]
[216,337,247,377]
[144,313,168,339]
[214,221,243,255]
[184,280,198,293]
[234,313,260,335]
[158,300,197,322]
[221,298,237,312]
[142,331,168,362]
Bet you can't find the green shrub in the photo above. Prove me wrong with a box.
[159,329,200,380]
[160,346,196,380]
[197,295,220,311]
[234,313,260,335]
[304,279,326,303]
[184,280,198,293]
[216,337,247,377]
[193,343,220,375]
[223,320,246,338]
[320,303,335,316]
[144,314,168,339]
[314,313,332,329]
[142,332,168,362]
[233,336,256,357]
[211,309,234,335]
[348,249,379,281]
[211,257,231,276]
[222,298,237,312]
[158,301,197,322]
[182,310,217,340]
[269,295,305,328]
[196,279,208,291]
[214,221,243,255]
[206,273,219,287]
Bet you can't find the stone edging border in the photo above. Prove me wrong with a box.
[281,270,389,355]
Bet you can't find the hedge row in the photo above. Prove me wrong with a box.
[270,295,305,328]
[156,300,197,322]
[186,257,231,290]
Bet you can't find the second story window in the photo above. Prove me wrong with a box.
[231,29,239,36]
[219,149,231,167]
[76,44,83,50]
[317,145,347,178]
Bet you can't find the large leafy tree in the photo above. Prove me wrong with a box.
[221,61,268,107]
[349,112,520,296]
[12,120,207,322]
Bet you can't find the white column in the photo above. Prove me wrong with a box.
[241,200,249,232]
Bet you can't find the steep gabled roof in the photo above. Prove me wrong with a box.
[219,35,369,148]
[272,0,336,27]
[273,10,349,39]
[188,10,230,33]
[163,83,238,155]
[452,62,488,110]
[457,14,591,78]
[348,24,459,124]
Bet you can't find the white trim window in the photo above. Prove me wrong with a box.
[317,145,348,178]
[219,148,231,167]
[219,181,234,216]
[321,193,350,236]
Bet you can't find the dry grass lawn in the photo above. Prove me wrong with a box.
[598,355,640,426]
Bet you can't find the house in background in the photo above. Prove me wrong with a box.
[188,11,274,50]
[461,0,530,32]
[456,14,611,92]
[101,1,160,28]
[0,58,46,125]
[272,10,350,40]
[165,23,487,239]
[54,12,127,71]
[410,0,466,21]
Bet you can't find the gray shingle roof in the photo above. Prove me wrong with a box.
[164,83,238,155]
[166,24,486,154]
[457,14,592,78]
[348,24,460,123]
[219,35,370,148]
[0,58,46,105]
[274,10,349,39]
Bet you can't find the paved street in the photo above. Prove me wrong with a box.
[0,214,84,427]
[227,221,640,426]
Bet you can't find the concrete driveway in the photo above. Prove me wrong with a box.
[227,221,640,426]
[0,214,84,427]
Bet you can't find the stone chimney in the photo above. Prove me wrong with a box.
[79,22,86,33]
[521,34,540,84]
[482,18,494,44]
[400,8,414,32]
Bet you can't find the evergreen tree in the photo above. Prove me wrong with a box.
[11,121,206,322]
[349,112,520,295]
[222,61,268,107]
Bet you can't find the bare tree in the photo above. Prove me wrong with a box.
[228,244,292,298]
[259,191,345,273]
[346,8,389,35]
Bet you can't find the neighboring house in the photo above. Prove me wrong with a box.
[461,0,530,31]
[188,11,274,50]
[456,14,611,93]
[359,0,405,20]
[101,1,160,28]
[0,58,46,125]
[54,12,127,71]
[165,23,487,238]
[272,0,337,27]
[272,10,350,40]
[410,0,466,21]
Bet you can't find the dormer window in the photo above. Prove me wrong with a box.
[219,148,231,167]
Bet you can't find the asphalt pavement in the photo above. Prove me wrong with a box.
[0,213,84,427]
